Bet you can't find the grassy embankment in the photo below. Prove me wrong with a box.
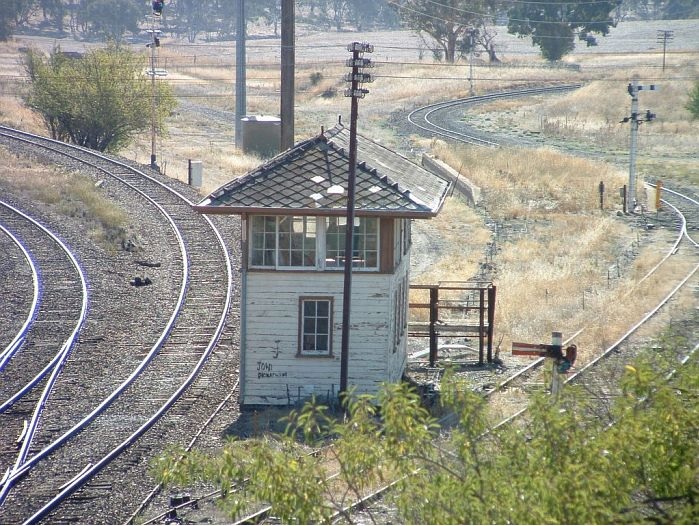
[0,32,697,368]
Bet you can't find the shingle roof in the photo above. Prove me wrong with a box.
[193,124,451,218]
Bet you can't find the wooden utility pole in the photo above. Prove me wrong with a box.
[235,0,246,149]
[280,0,295,150]
[339,42,373,402]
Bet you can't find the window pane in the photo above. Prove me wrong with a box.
[304,317,316,333]
[278,251,289,266]
[325,217,378,269]
[303,334,315,351]
[279,232,291,250]
[278,216,290,230]
[304,301,316,316]
[301,299,331,355]
[365,252,378,267]
[251,233,265,249]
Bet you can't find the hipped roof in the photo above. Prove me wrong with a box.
[193,124,451,218]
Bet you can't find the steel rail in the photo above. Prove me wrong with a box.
[24,206,234,526]
[493,192,699,430]
[313,91,697,523]
[131,380,241,525]
[407,84,581,146]
[0,218,41,370]
[0,200,90,503]
[0,126,235,523]
[0,129,189,506]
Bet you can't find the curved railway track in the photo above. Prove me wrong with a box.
[409,85,699,422]
[325,185,699,523]
[120,88,698,525]
[0,199,89,496]
[0,127,239,524]
[0,83,695,524]
[407,84,581,147]
[308,90,699,522]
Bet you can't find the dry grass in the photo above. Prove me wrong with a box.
[412,195,492,285]
[1,27,698,359]
[1,145,131,250]
[431,142,626,219]
[418,133,699,373]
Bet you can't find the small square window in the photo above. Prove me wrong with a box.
[299,298,332,356]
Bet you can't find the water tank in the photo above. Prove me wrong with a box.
[242,115,281,157]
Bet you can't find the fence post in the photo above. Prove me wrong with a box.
[429,286,438,367]
[487,285,496,363]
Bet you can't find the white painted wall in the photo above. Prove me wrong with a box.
[241,259,410,406]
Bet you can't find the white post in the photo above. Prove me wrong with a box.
[627,79,639,212]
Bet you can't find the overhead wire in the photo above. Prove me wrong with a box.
[385,0,618,39]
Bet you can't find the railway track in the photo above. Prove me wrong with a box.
[0,127,239,524]
[407,84,581,147]
[322,90,699,522]
[112,87,698,525]
[408,85,698,419]
[0,198,89,496]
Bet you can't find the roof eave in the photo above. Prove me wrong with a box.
[192,204,439,219]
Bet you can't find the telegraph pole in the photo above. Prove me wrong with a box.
[235,0,246,149]
[467,29,476,96]
[656,30,673,72]
[280,0,295,150]
[621,79,656,213]
[339,42,373,403]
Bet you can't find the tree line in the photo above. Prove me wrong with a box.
[0,0,400,43]
[1,1,697,60]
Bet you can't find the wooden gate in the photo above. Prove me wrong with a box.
[408,281,496,367]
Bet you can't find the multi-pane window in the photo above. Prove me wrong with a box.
[325,216,378,269]
[250,215,316,268]
[250,215,277,267]
[299,298,332,356]
[278,216,317,267]
[250,215,379,271]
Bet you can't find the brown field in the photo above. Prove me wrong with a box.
[1,19,698,357]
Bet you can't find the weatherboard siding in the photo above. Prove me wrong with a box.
[241,268,408,406]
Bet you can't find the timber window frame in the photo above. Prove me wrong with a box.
[298,297,333,357]
[250,215,317,269]
[249,214,379,271]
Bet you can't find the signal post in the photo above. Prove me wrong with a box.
[512,332,577,396]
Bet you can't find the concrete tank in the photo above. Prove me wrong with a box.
[242,115,281,158]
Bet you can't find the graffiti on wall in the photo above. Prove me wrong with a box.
[257,361,288,379]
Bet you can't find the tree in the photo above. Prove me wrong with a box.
[0,0,34,40]
[247,0,282,36]
[24,44,177,152]
[687,81,699,120]
[507,0,618,61]
[662,0,699,19]
[82,0,142,42]
[154,355,699,524]
[390,0,494,63]
[39,0,67,33]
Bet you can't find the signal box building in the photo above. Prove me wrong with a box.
[193,123,450,406]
